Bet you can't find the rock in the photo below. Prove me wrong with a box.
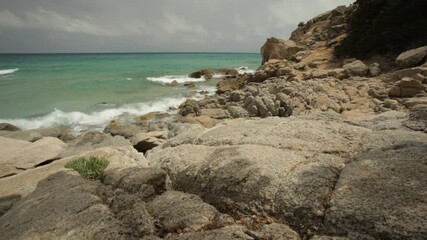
[217,79,239,94]
[402,97,427,108]
[190,69,213,79]
[168,80,178,87]
[0,137,31,163]
[396,45,427,68]
[261,38,304,65]
[178,99,201,117]
[227,106,249,118]
[166,225,251,240]
[132,131,168,153]
[390,67,427,82]
[1,137,65,170]
[0,130,43,142]
[256,223,301,239]
[183,82,197,88]
[325,130,427,239]
[147,191,233,234]
[0,171,126,239]
[369,63,381,76]
[193,115,215,128]
[0,123,20,131]
[0,146,148,197]
[389,77,426,97]
[104,121,143,138]
[311,236,349,240]
[103,167,167,200]
[148,116,369,234]
[200,108,229,119]
[402,104,427,131]
[0,194,21,217]
[343,60,369,76]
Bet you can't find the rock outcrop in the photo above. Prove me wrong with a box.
[396,45,427,69]
[261,38,304,65]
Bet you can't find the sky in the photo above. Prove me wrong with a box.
[0,0,354,53]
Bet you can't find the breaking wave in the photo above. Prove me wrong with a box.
[0,97,186,133]
[0,68,19,76]
[146,75,205,84]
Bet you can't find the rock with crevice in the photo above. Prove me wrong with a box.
[325,130,427,240]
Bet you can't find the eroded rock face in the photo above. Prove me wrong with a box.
[261,38,304,65]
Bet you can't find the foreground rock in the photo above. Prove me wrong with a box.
[396,45,427,69]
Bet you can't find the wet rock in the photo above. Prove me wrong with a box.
[0,123,20,131]
[217,79,239,94]
[0,194,21,217]
[183,82,197,88]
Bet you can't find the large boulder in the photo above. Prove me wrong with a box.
[396,45,427,69]
[0,146,148,197]
[325,130,427,239]
[216,79,239,94]
[0,137,65,170]
[343,60,369,76]
[0,171,126,239]
[261,38,304,65]
[147,191,234,234]
[148,116,369,234]
[0,123,20,131]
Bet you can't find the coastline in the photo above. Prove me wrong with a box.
[1,3,427,240]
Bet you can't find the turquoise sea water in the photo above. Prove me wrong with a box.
[0,53,260,131]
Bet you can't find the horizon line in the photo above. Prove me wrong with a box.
[0,51,260,55]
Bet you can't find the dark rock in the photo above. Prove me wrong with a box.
[0,123,20,131]
[0,194,21,217]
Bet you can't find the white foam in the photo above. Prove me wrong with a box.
[125,78,133,81]
[0,97,186,133]
[212,73,226,79]
[147,75,205,84]
[0,68,19,76]
[236,66,256,75]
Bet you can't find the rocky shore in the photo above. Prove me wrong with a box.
[1,3,427,240]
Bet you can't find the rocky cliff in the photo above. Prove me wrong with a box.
[1,3,427,240]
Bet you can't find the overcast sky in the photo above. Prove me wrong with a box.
[0,0,354,53]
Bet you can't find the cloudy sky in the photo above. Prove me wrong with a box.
[0,0,353,53]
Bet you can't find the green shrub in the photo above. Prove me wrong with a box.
[298,21,305,28]
[65,156,109,180]
[335,0,427,58]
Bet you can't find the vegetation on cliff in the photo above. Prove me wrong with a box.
[335,0,427,58]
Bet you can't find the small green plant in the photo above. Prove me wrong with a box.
[298,21,305,28]
[65,156,109,180]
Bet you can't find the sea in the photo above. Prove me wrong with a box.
[0,53,260,133]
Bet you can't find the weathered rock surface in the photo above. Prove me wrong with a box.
[396,45,427,68]
[0,130,43,142]
[0,171,125,240]
[343,60,369,76]
[148,191,234,235]
[0,137,65,170]
[0,146,148,197]
[148,116,370,234]
[325,130,427,240]
[0,123,20,131]
[261,38,304,65]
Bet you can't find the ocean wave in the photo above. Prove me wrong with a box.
[236,66,256,75]
[146,75,205,84]
[0,68,19,76]
[0,97,186,133]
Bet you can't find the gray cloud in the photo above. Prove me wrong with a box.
[0,0,354,53]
